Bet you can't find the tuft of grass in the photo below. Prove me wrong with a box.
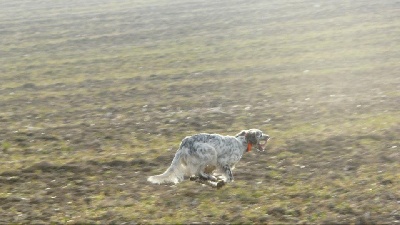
[1,141,11,152]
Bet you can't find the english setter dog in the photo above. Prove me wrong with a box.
[147,129,269,188]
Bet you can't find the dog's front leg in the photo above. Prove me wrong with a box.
[222,165,234,182]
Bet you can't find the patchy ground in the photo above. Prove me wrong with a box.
[0,0,399,223]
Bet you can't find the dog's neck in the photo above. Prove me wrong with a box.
[236,136,251,153]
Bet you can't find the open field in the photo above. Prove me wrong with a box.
[1,0,399,223]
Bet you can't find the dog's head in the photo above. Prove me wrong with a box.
[236,129,270,152]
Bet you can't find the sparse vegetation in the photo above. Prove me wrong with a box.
[0,0,399,224]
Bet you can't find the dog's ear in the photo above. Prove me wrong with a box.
[235,130,247,137]
[245,130,258,144]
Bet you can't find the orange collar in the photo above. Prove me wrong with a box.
[246,143,252,152]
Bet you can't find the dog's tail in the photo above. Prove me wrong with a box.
[147,150,185,184]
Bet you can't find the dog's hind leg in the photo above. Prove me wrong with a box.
[187,143,218,182]
[198,168,218,182]
[191,177,225,189]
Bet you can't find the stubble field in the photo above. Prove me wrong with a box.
[0,0,399,223]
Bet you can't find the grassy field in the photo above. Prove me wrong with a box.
[1,0,399,223]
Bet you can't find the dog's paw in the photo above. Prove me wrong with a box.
[216,180,225,189]
[209,175,218,182]
[189,176,199,181]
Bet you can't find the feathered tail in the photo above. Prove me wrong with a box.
[147,150,185,184]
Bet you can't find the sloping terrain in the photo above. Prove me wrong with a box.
[0,0,399,223]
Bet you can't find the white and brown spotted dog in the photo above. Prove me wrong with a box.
[147,129,270,188]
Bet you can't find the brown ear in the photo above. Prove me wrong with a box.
[235,130,247,137]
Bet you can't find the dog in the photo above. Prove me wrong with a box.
[147,129,269,188]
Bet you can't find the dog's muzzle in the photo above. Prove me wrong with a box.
[256,135,270,152]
